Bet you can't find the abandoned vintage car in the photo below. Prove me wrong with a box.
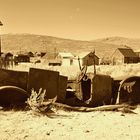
[0,67,139,107]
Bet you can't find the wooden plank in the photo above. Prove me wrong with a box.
[91,74,112,106]
[0,69,28,90]
[28,68,59,99]
[57,75,68,103]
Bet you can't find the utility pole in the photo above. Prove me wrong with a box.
[0,21,3,57]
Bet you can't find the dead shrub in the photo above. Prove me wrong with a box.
[26,88,57,116]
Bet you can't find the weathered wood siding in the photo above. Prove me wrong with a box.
[82,53,99,66]
[0,69,28,90]
[112,49,124,65]
[28,68,59,99]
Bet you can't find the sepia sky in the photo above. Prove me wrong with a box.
[0,0,140,40]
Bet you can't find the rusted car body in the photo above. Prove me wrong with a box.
[0,67,139,107]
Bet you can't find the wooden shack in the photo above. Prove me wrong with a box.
[78,51,99,66]
[134,49,140,62]
[14,54,30,63]
[1,52,14,68]
[28,51,34,57]
[111,48,139,65]
[1,52,13,61]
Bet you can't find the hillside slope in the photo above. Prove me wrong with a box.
[1,34,140,58]
[94,36,140,51]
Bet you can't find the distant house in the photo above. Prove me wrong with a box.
[134,49,140,62]
[57,52,74,66]
[41,52,62,66]
[28,51,34,57]
[100,57,111,65]
[111,48,139,65]
[42,52,57,60]
[34,52,41,57]
[14,54,30,63]
[40,52,46,57]
[78,51,99,66]
[1,52,13,61]
[0,52,14,68]
[34,51,46,57]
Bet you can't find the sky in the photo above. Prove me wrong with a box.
[0,0,140,40]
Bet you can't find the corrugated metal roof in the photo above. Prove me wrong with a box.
[118,48,137,57]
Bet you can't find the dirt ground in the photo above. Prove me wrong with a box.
[0,106,140,140]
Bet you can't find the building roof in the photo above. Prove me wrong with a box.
[118,48,137,57]
[78,51,99,59]
[1,52,13,58]
[17,54,30,57]
[42,52,57,59]
[58,52,74,58]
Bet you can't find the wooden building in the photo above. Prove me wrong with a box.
[1,52,13,61]
[14,54,30,63]
[41,52,58,65]
[28,51,34,57]
[111,48,139,65]
[57,52,74,66]
[0,52,14,68]
[78,51,99,66]
[134,49,140,62]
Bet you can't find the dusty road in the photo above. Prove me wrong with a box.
[0,106,140,140]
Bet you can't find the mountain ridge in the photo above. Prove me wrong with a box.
[1,34,140,58]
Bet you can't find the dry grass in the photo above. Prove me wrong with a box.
[10,62,140,80]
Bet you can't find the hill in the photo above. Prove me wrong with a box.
[1,34,140,58]
[94,36,140,51]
